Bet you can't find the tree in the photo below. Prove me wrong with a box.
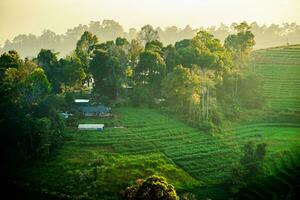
[225,22,255,57]
[21,68,51,107]
[138,25,160,45]
[145,40,164,55]
[0,53,63,163]
[75,31,98,86]
[59,55,86,91]
[240,142,267,177]
[228,142,267,194]
[122,175,179,200]
[90,49,121,102]
[135,50,166,99]
[90,49,109,98]
[0,50,22,78]
[115,37,132,98]
[100,20,124,41]
[164,45,179,72]
[0,50,22,68]
[162,65,201,121]
[175,39,199,68]
[174,31,232,121]
[129,39,143,68]
[37,49,61,92]
[37,49,59,72]
[224,22,255,97]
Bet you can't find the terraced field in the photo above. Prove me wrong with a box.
[252,44,300,111]
[19,107,300,199]
[117,108,300,178]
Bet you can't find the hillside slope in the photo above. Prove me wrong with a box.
[252,44,300,111]
[16,108,300,199]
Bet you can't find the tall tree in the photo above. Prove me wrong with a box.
[224,22,255,97]
[174,31,232,120]
[162,65,201,121]
[75,31,98,86]
[90,49,121,102]
[59,55,86,91]
[129,39,143,68]
[37,49,61,92]
[192,31,232,120]
[164,44,180,72]
[135,50,166,99]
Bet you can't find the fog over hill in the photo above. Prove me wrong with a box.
[1,20,300,58]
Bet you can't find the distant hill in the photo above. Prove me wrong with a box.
[1,21,300,58]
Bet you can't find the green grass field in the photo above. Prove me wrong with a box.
[253,44,300,111]
[18,108,300,199]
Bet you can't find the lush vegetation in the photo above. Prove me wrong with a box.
[1,21,300,200]
[13,108,300,199]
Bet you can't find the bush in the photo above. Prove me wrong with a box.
[121,175,179,200]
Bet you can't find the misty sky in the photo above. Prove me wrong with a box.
[1,0,300,45]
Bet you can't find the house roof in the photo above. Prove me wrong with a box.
[78,105,110,113]
[75,99,90,103]
[78,124,104,129]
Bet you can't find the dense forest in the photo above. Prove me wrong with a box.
[1,20,300,199]
[1,20,300,58]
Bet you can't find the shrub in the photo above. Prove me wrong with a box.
[121,175,179,200]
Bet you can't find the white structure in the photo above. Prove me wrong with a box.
[75,99,90,103]
[59,112,73,119]
[78,124,104,131]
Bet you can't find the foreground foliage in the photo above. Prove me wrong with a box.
[122,175,179,200]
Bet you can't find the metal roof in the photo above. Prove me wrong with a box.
[75,99,90,103]
[78,124,104,129]
[78,105,110,113]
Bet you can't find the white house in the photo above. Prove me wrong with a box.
[78,124,104,131]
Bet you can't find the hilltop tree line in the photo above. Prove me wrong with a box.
[1,20,300,58]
